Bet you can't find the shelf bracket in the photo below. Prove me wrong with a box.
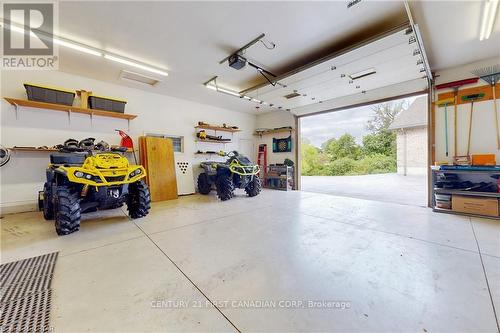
[68,109,72,125]
[13,103,19,120]
[90,112,93,127]
[127,119,130,131]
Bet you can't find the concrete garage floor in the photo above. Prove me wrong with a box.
[301,174,428,207]
[2,190,500,332]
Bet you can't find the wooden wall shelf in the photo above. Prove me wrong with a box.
[195,139,231,144]
[9,147,57,152]
[195,125,241,133]
[437,83,500,106]
[8,147,134,153]
[4,98,137,129]
[254,128,294,136]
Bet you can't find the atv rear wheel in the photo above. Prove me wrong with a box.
[42,182,54,220]
[127,180,151,219]
[197,173,211,194]
[216,174,234,201]
[54,186,81,236]
[245,176,262,197]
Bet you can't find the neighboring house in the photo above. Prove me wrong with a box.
[388,96,428,176]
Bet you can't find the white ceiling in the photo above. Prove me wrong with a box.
[18,1,500,114]
[410,1,500,71]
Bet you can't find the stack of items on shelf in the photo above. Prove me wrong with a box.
[264,159,294,191]
[23,83,128,113]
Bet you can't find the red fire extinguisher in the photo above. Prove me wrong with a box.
[116,129,137,163]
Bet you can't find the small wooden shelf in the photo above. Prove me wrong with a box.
[195,139,231,144]
[4,98,137,120]
[195,152,225,156]
[195,125,241,133]
[254,128,294,136]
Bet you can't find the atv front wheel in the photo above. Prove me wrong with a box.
[197,173,212,194]
[42,182,54,220]
[127,180,151,219]
[54,186,81,236]
[245,176,262,197]
[216,174,234,201]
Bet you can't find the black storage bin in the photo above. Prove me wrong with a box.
[88,95,126,113]
[24,83,75,106]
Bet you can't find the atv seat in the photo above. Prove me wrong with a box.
[50,152,87,165]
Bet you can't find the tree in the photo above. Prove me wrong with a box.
[366,100,408,133]
[323,134,361,161]
[362,131,396,157]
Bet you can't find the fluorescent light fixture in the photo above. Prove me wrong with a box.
[217,87,241,97]
[104,54,168,76]
[349,68,376,80]
[54,38,102,57]
[205,84,241,97]
[480,0,499,40]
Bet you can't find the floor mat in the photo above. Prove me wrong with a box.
[1,252,58,332]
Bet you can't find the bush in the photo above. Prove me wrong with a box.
[327,157,356,175]
[352,154,396,175]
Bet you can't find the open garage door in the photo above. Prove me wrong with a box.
[241,25,431,117]
[243,23,432,206]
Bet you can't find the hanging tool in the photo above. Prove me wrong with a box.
[471,65,500,149]
[461,93,485,156]
[436,78,478,157]
[437,98,454,157]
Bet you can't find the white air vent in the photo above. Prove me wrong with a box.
[120,70,161,86]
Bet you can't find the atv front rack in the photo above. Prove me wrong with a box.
[229,163,260,176]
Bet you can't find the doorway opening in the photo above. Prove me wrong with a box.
[300,94,428,206]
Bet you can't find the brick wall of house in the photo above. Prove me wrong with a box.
[396,126,428,175]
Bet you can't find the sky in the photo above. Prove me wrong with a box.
[300,96,418,148]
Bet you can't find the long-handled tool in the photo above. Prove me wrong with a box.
[471,65,500,149]
[437,98,454,157]
[436,78,478,157]
[461,93,485,156]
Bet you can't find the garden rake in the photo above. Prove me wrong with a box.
[461,93,485,156]
[472,65,500,149]
[437,98,454,157]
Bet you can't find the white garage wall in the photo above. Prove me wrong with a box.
[434,56,500,163]
[0,70,256,213]
[255,111,296,165]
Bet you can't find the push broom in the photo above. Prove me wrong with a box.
[471,65,500,149]
[461,93,485,156]
[435,78,478,157]
[437,98,454,157]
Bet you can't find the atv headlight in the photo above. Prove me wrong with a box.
[129,168,142,178]
[74,171,94,180]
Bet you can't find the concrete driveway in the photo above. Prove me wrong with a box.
[301,173,428,207]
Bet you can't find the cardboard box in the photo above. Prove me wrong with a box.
[451,195,499,217]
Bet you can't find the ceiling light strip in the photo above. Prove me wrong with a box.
[2,20,168,76]
[480,0,499,41]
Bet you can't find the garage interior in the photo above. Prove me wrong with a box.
[1,1,500,332]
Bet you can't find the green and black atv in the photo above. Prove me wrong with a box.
[39,138,151,236]
[197,151,261,201]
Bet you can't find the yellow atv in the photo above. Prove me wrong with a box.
[39,143,151,235]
